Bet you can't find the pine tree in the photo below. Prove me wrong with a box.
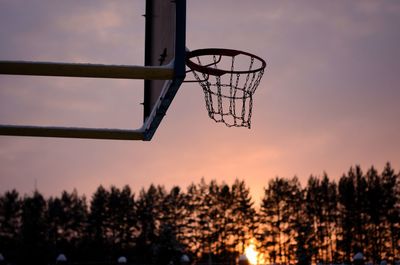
[0,190,22,262]
[285,177,303,265]
[195,178,215,261]
[305,176,323,262]
[259,177,284,264]
[353,166,368,251]
[305,174,338,263]
[47,190,88,260]
[61,190,88,248]
[292,186,313,265]
[324,176,339,263]
[156,186,188,265]
[183,183,202,258]
[21,191,48,264]
[47,196,63,250]
[206,180,221,258]
[87,185,110,260]
[338,166,368,261]
[160,186,188,251]
[107,185,136,250]
[215,183,233,260]
[136,184,166,264]
[231,179,256,254]
[380,163,400,260]
[338,172,356,261]
[365,166,386,262]
[259,177,301,264]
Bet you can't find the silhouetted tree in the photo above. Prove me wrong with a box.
[353,166,368,251]
[231,179,257,254]
[380,163,400,260]
[259,177,302,264]
[285,177,303,265]
[107,185,136,250]
[154,185,194,265]
[365,166,386,262]
[292,185,313,265]
[337,170,356,261]
[21,191,48,264]
[183,182,204,259]
[322,176,339,262]
[194,179,215,261]
[47,196,64,252]
[87,185,109,260]
[136,184,165,264]
[47,190,88,260]
[158,186,188,260]
[0,190,22,262]
[305,174,338,263]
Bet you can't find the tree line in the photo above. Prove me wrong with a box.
[0,163,399,265]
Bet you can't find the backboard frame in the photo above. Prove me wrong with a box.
[0,0,186,141]
[143,0,186,141]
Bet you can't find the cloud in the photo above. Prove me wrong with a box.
[0,1,145,63]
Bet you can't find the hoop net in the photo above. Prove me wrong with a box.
[186,49,266,128]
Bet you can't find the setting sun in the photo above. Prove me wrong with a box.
[244,240,265,265]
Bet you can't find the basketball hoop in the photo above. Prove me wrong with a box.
[186,48,266,128]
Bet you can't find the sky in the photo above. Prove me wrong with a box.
[1,0,400,205]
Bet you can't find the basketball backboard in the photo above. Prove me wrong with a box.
[0,0,186,141]
[143,0,186,140]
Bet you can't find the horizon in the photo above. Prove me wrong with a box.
[1,162,397,207]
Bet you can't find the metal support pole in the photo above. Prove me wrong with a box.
[0,61,174,80]
[0,125,144,140]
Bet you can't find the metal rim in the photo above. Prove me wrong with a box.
[186,48,266,77]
